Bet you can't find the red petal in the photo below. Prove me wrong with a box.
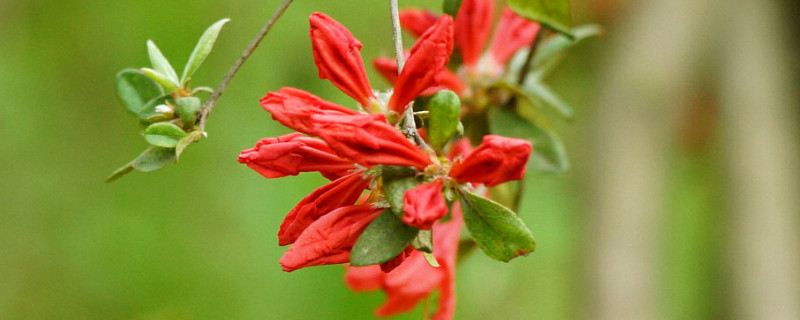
[379,245,415,273]
[376,56,465,96]
[278,172,369,246]
[488,8,541,67]
[399,9,439,38]
[402,179,448,230]
[448,134,531,186]
[280,205,382,272]
[389,15,455,114]
[344,264,386,291]
[260,87,358,135]
[238,133,355,180]
[454,0,495,66]
[309,13,375,107]
[311,114,433,169]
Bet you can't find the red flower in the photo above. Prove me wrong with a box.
[278,171,370,246]
[311,113,433,169]
[374,56,466,95]
[399,9,439,38]
[237,132,355,180]
[487,8,542,68]
[280,204,383,272]
[402,178,448,230]
[345,203,463,320]
[449,134,531,187]
[260,87,358,135]
[454,0,494,66]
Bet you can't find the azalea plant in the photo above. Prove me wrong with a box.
[107,0,596,319]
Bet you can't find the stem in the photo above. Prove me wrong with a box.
[390,0,431,151]
[515,26,547,85]
[198,0,294,131]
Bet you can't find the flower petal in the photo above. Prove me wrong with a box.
[278,172,369,246]
[311,114,433,169]
[388,15,455,114]
[454,0,495,66]
[238,133,355,180]
[403,179,448,230]
[309,13,375,107]
[488,8,541,67]
[260,87,358,135]
[399,9,439,38]
[448,134,531,187]
[280,204,383,272]
[374,56,465,95]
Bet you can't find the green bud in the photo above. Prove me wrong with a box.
[427,90,461,153]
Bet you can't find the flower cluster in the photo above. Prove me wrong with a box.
[239,10,536,320]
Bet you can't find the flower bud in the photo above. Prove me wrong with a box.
[448,134,531,186]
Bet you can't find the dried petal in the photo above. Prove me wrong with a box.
[311,114,433,169]
[238,133,355,180]
[278,172,369,246]
[309,13,375,107]
[488,8,542,67]
[280,205,383,272]
[403,179,448,230]
[399,9,439,38]
[260,87,358,135]
[388,15,455,113]
[449,134,531,187]
[454,0,495,66]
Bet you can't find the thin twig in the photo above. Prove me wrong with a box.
[198,0,294,130]
[515,26,547,85]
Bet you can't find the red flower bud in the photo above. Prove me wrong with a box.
[280,204,383,272]
[448,134,531,186]
[311,114,433,169]
[374,57,465,96]
[488,8,541,67]
[238,133,355,181]
[402,179,448,230]
[399,9,439,38]
[454,0,495,66]
[278,172,369,246]
[309,13,375,107]
[260,87,358,135]
[388,15,455,114]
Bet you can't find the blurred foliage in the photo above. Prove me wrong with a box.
[0,0,649,319]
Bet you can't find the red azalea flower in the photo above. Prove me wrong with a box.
[237,132,355,180]
[402,178,448,229]
[260,87,359,135]
[449,134,531,187]
[345,203,463,320]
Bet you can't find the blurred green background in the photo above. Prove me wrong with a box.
[1,0,798,319]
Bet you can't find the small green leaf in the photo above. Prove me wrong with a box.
[383,177,420,217]
[488,107,569,173]
[443,0,464,16]
[427,90,461,153]
[176,96,201,127]
[525,80,574,118]
[146,40,180,86]
[141,68,179,91]
[138,95,175,125]
[533,24,602,68]
[116,69,163,114]
[105,147,176,182]
[181,18,230,85]
[350,210,419,266]
[176,130,204,159]
[423,252,440,267]
[458,190,535,262]
[505,0,572,37]
[412,229,434,253]
[144,122,187,148]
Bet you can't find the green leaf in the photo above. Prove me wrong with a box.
[141,68,179,91]
[525,80,574,118]
[381,166,420,217]
[505,0,572,37]
[105,147,176,182]
[458,190,535,262]
[350,210,419,266]
[423,252,440,267]
[176,96,201,127]
[412,229,434,253]
[180,18,230,85]
[533,24,602,68]
[175,130,204,159]
[146,40,179,87]
[144,122,187,148]
[115,69,163,114]
[427,90,461,153]
[488,107,569,173]
[443,0,464,16]
[138,95,175,125]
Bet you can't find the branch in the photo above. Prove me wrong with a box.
[198,0,294,130]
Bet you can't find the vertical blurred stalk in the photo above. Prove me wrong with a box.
[587,0,715,318]
[720,1,800,319]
